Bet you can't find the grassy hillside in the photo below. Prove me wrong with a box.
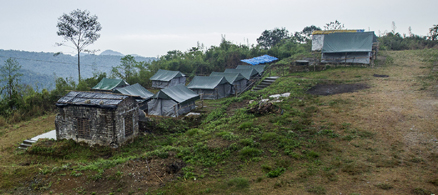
[1,49,438,194]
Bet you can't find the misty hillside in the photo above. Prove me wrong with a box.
[0,49,157,90]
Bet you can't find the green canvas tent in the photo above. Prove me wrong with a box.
[92,78,129,91]
[236,65,266,75]
[150,69,186,88]
[209,72,248,94]
[187,76,232,99]
[321,32,377,64]
[114,83,154,111]
[148,85,199,117]
[224,68,260,80]
[114,83,154,100]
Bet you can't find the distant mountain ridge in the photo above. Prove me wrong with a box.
[0,49,157,91]
[99,50,124,56]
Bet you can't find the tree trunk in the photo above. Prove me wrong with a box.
[77,49,81,81]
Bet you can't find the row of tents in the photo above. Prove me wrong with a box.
[88,64,269,117]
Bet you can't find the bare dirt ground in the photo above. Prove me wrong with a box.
[307,83,370,96]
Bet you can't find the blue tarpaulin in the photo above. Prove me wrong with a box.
[241,55,278,65]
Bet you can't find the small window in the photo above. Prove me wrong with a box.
[77,118,90,139]
[125,115,133,137]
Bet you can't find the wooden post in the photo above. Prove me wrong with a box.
[200,94,204,109]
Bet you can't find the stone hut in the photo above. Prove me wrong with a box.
[55,91,139,147]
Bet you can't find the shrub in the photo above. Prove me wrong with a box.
[261,164,272,172]
[306,151,320,159]
[217,131,239,141]
[0,116,7,127]
[239,147,262,159]
[261,132,278,142]
[239,138,254,146]
[267,167,286,178]
[185,128,199,137]
[238,121,253,130]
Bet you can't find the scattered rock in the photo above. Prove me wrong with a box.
[248,102,281,115]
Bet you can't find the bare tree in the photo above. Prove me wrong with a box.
[56,9,102,81]
[324,20,344,30]
[430,24,438,41]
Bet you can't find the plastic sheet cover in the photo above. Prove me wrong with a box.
[241,55,278,65]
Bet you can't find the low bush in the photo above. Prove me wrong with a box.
[267,167,286,178]
[239,147,262,159]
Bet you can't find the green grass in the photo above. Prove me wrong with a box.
[3,50,437,194]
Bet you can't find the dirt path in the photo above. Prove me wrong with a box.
[311,51,438,194]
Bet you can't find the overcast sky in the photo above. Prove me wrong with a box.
[1,0,437,57]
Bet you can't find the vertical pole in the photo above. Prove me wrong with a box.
[201,94,204,109]
[345,52,347,67]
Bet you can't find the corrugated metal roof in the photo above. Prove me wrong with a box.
[224,68,259,80]
[240,55,278,65]
[209,72,246,83]
[114,83,154,100]
[92,78,129,91]
[152,85,199,104]
[150,69,186,81]
[187,76,229,90]
[56,91,130,109]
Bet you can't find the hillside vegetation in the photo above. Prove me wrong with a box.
[0,49,437,194]
[0,49,156,90]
